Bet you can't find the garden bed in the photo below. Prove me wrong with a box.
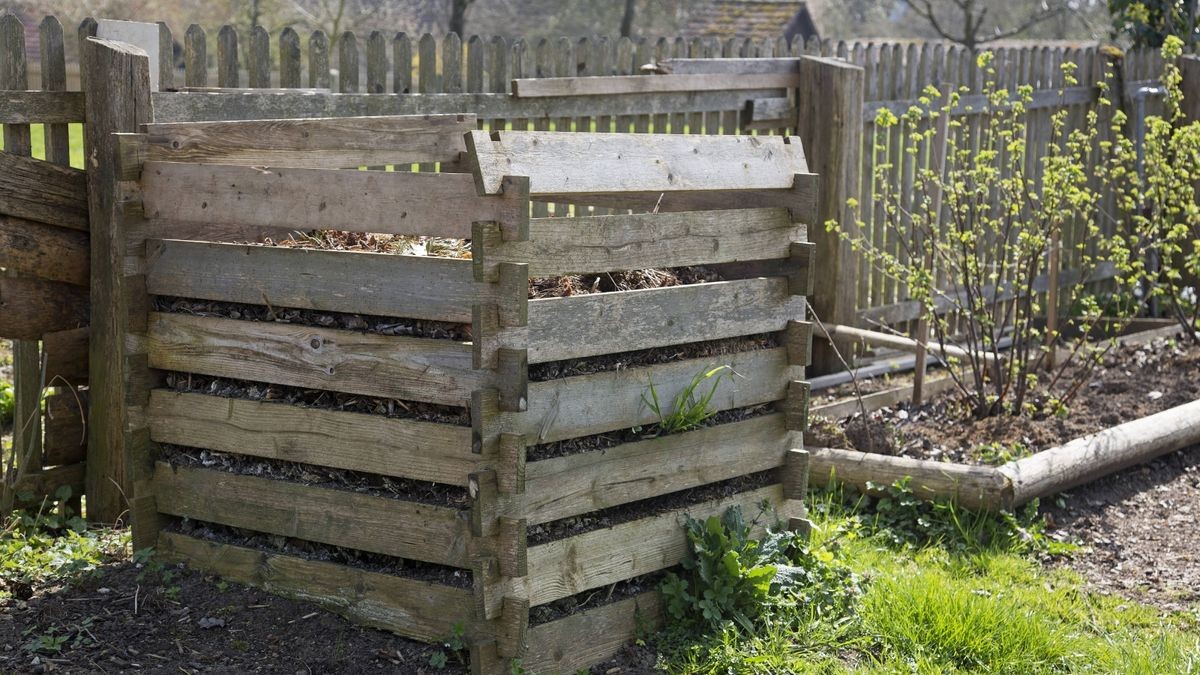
[806,329,1200,510]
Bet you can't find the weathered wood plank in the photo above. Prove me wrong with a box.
[478,208,800,278]
[0,214,89,285]
[146,313,486,407]
[742,96,796,130]
[43,393,86,466]
[517,414,790,525]
[531,177,819,222]
[151,462,471,567]
[525,591,662,674]
[526,278,806,363]
[139,163,525,240]
[0,90,84,123]
[468,130,807,195]
[0,277,89,340]
[149,89,790,123]
[144,240,478,323]
[656,57,801,75]
[512,72,799,97]
[158,532,473,643]
[43,326,89,384]
[513,486,791,606]
[0,152,88,230]
[122,114,476,177]
[147,391,476,486]
[519,347,794,444]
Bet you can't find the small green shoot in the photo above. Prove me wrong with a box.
[642,365,732,436]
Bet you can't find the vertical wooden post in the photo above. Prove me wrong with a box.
[2,15,44,480]
[797,56,864,375]
[83,37,152,524]
[1181,55,1200,123]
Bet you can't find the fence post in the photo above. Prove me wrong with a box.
[797,56,864,375]
[83,37,153,524]
[1183,55,1200,123]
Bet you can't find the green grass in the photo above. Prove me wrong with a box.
[650,487,1200,674]
[0,123,87,168]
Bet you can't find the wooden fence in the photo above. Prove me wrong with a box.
[0,13,1175,516]
[104,77,816,672]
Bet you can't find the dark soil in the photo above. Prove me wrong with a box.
[528,333,778,382]
[529,571,667,626]
[1044,444,1200,613]
[528,266,721,299]
[0,558,464,675]
[808,338,1200,464]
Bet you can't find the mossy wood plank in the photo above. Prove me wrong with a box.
[145,313,485,407]
[469,131,807,195]
[0,215,89,286]
[481,208,799,277]
[526,278,805,363]
[518,414,791,525]
[521,347,794,443]
[144,240,478,323]
[147,391,476,486]
[151,462,471,567]
[513,485,790,607]
[139,163,522,240]
[157,532,472,643]
[0,277,89,340]
[118,114,475,178]
[524,591,663,674]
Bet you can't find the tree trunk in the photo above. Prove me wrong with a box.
[620,0,637,38]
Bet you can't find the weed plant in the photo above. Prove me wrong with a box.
[641,365,732,436]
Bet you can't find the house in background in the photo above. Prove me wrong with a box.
[682,0,823,44]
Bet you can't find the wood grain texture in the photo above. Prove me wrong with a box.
[0,90,84,124]
[656,57,801,74]
[147,390,477,486]
[158,532,472,643]
[122,114,475,176]
[514,485,792,606]
[152,462,471,567]
[469,130,807,195]
[0,277,89,339]
[84,36,153,523]
[808,446,1011,511]
[516,414,790,525]
[520,347,794,443]
[0,214,88,285]
[526,278,806,363]
[42,392,87,466]
[531,178,819,223]
[524,591,662,674]
[139,162,523,240]
[479,208,800,278]
[0,151,88,230]
[145,239,479,323]
[14,462,85,501]
[146,313,486,407]
[149,89,787,124]
[43,326,89,384]
[511,72,799,97]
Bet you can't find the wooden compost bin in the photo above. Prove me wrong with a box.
[112,115,818,674]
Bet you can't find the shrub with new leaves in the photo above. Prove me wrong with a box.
[831,51,1139,418]
[1124,36,1200,342]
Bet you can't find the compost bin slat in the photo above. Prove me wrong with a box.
[0,277,89,340]
[523,590,662,674]
[158,532,474,643]
[139,162,522,240]
[0,151,88,230]
[525,278,806,363]
[147,390,476,486]
[516,413,791,526]
[144,240,479,323]
[145,313,485,407]
[152,462,471,567]
[519,347,795,444]
[0,214,89,285]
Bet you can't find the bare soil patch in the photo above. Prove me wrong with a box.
[808,338,1200,465]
